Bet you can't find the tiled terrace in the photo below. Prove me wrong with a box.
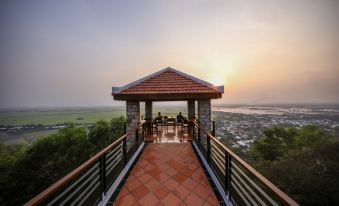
[113,143,219,206]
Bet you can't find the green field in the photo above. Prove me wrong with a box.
[0,107,126,126]
[0,105,190,126]
[19,129,59,138]
[0,106,189,144]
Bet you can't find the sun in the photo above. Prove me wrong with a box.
[209,77,223,85]
[206,72,225,85]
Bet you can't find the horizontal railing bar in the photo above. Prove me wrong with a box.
[232,168,268,206]
[106,154,122,173]
[212,142,226,157]
[232,176,259,206]
[77,182,100,206]
[106,154,120,167]
[232,162,278,206]
[60,172,99,206]
[46,162,99,206]
[106,148,122,164]
[69,176,100,206]
[107,144,122,158]
[211,148,225,164]
[211,157,225,175]
[232,182,251,206]
[24,122,145,206]
[211,146,226,164]
[211,153,226,172]
[192,121,298,206]
[106,158,122,175]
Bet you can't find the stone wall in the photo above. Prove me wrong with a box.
[145,101,153,134]
[145,101,152,120]
[198,99,211,150]
[126,101,140,150]
[187,100,195,119]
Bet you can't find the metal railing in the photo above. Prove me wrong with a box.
[192,121,299,206]
[24,122,145,206]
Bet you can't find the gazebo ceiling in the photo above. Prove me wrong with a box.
[112,67,224,101]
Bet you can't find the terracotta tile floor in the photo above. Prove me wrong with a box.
[113,143,219,206]
[144,125,192,143]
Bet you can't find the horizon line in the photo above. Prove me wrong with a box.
[1,102,339,110]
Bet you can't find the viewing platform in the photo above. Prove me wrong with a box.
[114,142,219,206]
[24,68,299,206]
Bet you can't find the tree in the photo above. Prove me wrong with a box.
[0,143,27,204]
[110,115,125,138]
[1,124,93,206]
[296,125,334,147]
[88,120,113,151]
[0,116,126,205]
[251,126,297,160]
[251,125,339,205]
[88,116,125,151]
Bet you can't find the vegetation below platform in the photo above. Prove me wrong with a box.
[0,116,125,206]
[250,125,339,205]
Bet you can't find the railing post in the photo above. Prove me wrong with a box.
[198,126,201,148]
[225,153,232,197]
[123,138,127,166]
[229,155,232,197]
[99,153,107,195]
[224,153,228,193]
[189,121,193,135]
[192,123,195,141]
[207,137,211,164]
[212,120,215,137]
[135,127,139,148]
[124,122,127,134]
[142,123,145,141]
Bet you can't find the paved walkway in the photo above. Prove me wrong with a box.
[113,143,219,206]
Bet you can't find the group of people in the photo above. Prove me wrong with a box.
[155,112,187,124]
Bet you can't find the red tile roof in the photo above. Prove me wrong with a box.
[112,67,223,101]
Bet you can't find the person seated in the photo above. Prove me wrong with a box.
[155,112,163,124]
[176,112,186,124]
[157,112,163,119]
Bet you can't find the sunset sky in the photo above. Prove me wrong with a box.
[1,0,339,108]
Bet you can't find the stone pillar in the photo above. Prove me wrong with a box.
[126,101,140,149]
[187,100,195,120]
[145,101,152,120]
[145,101,152,133]
[198,99,211,150]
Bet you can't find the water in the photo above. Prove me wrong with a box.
[213,104,339,115]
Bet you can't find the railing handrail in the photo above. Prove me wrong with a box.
[24,122,145,206]
[192,121,299,206]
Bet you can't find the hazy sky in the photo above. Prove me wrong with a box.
[1,0,339,108]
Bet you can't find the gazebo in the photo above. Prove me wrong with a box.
[111,67,224,136]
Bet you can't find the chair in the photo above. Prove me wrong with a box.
[166,117,176,131]
[176,118,183,128]
[182,119,189,134]
[152,118,162,134]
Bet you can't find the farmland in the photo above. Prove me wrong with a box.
[0,105,187,144]
[0,107,125,126]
